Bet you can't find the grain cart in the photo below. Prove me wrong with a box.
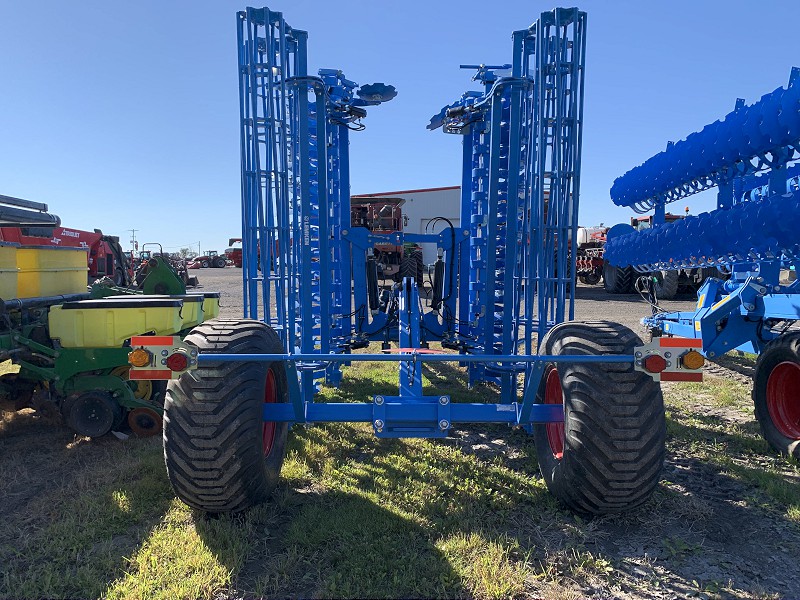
[605,69,800,458]
[129,6,703,515]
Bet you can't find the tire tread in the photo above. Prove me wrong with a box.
[163,319,288,513]
[534,321,666,514]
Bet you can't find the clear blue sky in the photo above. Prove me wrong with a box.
[1,0,797,254]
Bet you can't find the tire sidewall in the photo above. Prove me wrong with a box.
[531,321,666,514]
[654,270,678,299]
[163,320,291,512]
[602,261,616,292]
[532,364,572,501]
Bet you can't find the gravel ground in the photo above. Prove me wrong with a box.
[195,266,699,334]
[191,267,246,319]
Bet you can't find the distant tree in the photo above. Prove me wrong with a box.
[179,247,197,259]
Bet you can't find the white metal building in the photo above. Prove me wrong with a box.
[351,186,461,265]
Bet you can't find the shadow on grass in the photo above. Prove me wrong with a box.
[0,410,173,599]
[227,367,800,598]
[711,352,756,377]
[195,487,463,599]
[187,353,558,598]
[8,355,800,599]
[190,382,561,598]
[666,411,800,496]
[667,408,765,449]
[196,418,800,599]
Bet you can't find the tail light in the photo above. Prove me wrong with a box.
[165,351,189,372]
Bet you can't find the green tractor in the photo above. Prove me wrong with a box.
[396,242,424,287]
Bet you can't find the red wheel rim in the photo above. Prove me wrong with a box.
[544,368,565,460]
[262,368,277,457]
[766,361,800,440]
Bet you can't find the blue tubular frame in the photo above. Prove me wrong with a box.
[238,8,396,395]
[429,9,587,386]
[237,7,304,329]
[236,7,592,437]
[604,69,800,359]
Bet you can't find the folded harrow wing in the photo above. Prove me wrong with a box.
[130,6,704,515]
[605,69,800,459]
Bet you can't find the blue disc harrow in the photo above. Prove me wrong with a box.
[604,69,800,460]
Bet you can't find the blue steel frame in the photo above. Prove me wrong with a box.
[428,8,587,395]
[236,6,591,437]
[605,69,800,359]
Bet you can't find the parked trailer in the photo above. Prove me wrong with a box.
[605,69,800,459]
[130,6,702,516]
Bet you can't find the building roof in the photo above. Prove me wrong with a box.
[351,185,459,198]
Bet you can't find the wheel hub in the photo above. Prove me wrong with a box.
[766,361,800,439]
[111,366,153,401]
[68,392,117,438]
[263,369,277,456]
[544,368,565,460]
[128,407,163,437]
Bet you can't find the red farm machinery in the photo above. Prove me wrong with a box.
[0,197,132,287]
[225,238,243,267]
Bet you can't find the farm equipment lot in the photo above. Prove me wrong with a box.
[1,269,799,599]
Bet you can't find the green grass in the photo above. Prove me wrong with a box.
[666,378,800,523]
[1,361,799,598]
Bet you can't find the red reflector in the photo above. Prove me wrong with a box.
[661,372,703,382]
[129,369,172,380]
[643,354,668,374]
[166,352,189,372]
[131,336,177,346]
[659,337,703,348]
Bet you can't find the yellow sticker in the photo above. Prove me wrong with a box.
[697,294,706,308]
[711,296,729,311]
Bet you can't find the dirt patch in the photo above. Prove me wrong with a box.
[448,382,800,599]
